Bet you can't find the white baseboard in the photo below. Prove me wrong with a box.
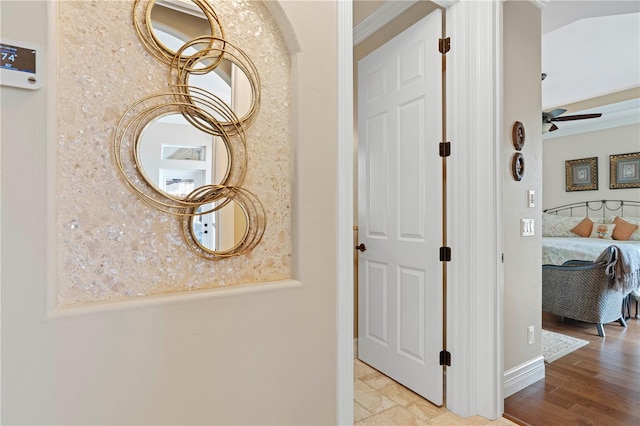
[503,355,545,398]
[353,338,358,359]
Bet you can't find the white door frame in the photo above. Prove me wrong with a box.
[443,1,503,418]
[336,1,354,423]
[337,0,505,422]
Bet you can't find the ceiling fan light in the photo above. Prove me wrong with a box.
[542,122,553,134]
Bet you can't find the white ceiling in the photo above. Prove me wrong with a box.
[542,0,640,34]
[542,1,640,109]
[542,1,640,138]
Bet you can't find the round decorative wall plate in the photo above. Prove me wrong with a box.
[511,152,525,181]
[512,121,525,151]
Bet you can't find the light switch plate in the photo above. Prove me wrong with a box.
[521,219,534,236]
[527,190,535,208]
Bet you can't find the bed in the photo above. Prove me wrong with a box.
[542,199,640,265]
[542,237,640,265]
[542,200,640,322]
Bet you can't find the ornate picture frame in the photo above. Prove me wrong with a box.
[565,157,598,192]
[610,152,640,189]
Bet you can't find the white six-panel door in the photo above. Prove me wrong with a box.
[357,8,443,405]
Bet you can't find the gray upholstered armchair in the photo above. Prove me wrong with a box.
[542,250,627,337]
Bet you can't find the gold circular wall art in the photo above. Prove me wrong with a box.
[134,0,224,66]
[116,0,264,259]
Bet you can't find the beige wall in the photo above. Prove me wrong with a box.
[543,123,640,209]
[1,0,339,424]
[502,1,543,373]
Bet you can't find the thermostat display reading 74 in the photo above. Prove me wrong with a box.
[1,39,42,90]
[2,42,36,73]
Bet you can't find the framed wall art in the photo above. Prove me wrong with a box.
[565,157,598,192]
[610,152,640,189]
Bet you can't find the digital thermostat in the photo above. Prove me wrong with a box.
[1,38,42,90]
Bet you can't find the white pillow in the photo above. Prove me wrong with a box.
[589,223,616,239]
[542,214,592,237]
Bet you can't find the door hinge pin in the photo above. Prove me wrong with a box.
[439,37,451,54]
[439,141,451,157]
[439,350,451,366]
[439,246,451,262]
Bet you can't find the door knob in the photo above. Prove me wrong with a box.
[355,243,367,252]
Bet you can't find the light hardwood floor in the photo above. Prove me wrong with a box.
[504,311,640,425]
[354,310,639,424]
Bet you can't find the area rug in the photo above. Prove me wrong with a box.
[542,329,589,363]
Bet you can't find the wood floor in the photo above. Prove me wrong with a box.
[504,310,640,426]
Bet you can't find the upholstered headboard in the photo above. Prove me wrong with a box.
[543,200,640,220]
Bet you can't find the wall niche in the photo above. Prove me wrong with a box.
[57,0,292,305]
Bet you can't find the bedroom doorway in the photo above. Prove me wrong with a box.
[356,7,445,405]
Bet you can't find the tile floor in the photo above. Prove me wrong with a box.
[354,359,518,425]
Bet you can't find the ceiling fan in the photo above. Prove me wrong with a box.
[542,108,603,133]
[541,74,603,133]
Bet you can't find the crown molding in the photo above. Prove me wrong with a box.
[353,1,460,46]
[528,0,549,10]
[353,1,417,45]
[433,0,458,8]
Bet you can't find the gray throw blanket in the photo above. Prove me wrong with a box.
[596,245,640,294]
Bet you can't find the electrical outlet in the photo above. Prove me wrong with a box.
[528,325,535,345]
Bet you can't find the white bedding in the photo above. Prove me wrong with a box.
[542,237,640,265]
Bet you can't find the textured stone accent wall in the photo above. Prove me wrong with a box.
[57,0,292,305]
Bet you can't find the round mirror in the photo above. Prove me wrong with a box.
[137,113,230,200]
[125,0,265,260]
[146,0,222,62]
[188,58,254,123]
[191,200,248,254]
[150,17,256,124]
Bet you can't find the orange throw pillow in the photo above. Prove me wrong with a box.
[612,216,639,241]
[570,217,594,237]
